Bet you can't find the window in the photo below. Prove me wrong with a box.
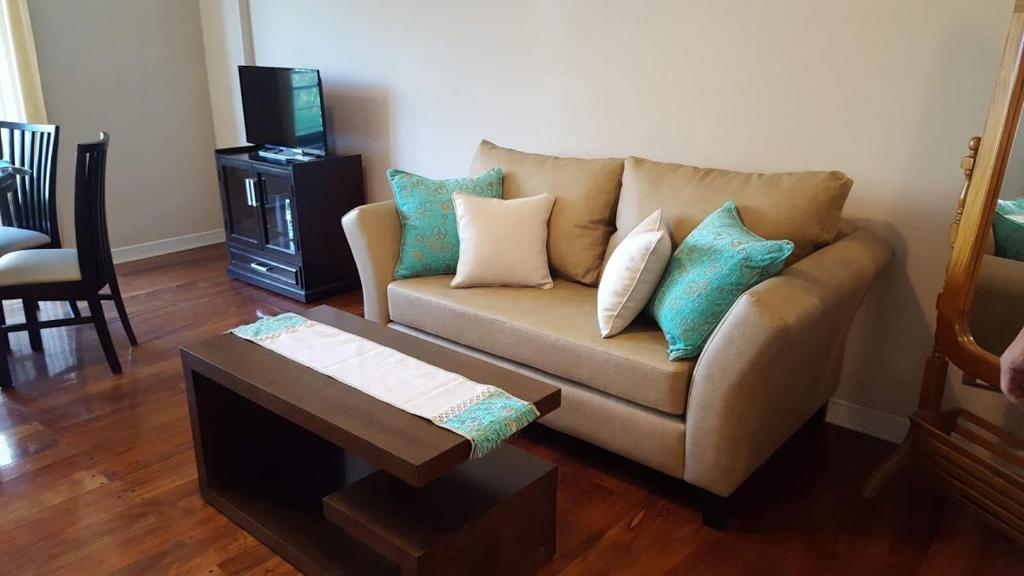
[0,0,46,122]
[290,70,322,137]
[0,1,23,120]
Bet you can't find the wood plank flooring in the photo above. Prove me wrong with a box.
[0,243,1020,575]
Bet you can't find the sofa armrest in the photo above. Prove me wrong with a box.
[341,200,401,323]
[684,229,892,496]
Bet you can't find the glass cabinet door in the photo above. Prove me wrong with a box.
[222,164,260,246]
[259,171,298,255]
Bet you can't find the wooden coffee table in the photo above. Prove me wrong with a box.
[180,306,561,576]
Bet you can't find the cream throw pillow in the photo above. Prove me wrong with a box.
[597,210,671,337]
[451,192,556,289]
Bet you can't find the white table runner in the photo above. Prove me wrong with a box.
[231,313,539,458]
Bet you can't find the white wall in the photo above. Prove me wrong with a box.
[207,0,1020,431]
[28,0,222,254]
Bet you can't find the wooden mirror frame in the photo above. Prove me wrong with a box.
[931,1,1024,400]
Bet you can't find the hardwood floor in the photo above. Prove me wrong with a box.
[0,243,1020,575]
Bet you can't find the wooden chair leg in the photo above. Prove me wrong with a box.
[106,276,137,346]
[0,300,8,354]
[0,336,10,388]
[87,297,121,374]
[68,300,81,318]
[23,299,43,352]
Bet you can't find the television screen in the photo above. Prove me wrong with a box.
[239,66,327,155]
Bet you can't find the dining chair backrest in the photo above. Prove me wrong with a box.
[73,132,113,291]
[0,121,60,244]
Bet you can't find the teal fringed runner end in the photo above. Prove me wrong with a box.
[229,312,540,459]
[432,389,540,458]
[230,312,311,343]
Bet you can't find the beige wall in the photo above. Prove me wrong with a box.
[206,0,1018,427]
[1000,118,1024,200]
[28,0,222,252]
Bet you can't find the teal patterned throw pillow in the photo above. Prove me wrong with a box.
[646,201,794,360]
[994,198,1024,262]
[389,167,503,279]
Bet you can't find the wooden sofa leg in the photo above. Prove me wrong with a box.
[699,489,729,530]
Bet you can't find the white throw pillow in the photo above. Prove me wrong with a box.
[451,192,556,289]
[597,209,671,337]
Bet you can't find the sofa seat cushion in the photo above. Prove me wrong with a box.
[388,276,694,415]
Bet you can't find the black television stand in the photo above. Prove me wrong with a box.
[215,145,365,302]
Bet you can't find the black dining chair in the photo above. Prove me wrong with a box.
[0,132,136,388]
[0,121,61,251]
[0,121,82,352]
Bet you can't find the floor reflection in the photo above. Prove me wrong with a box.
[4,300,100,382]
[1,299,142,474]
[0,433,12,466]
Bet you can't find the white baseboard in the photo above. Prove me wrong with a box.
[826,398,909,444]
[111,229,225,264]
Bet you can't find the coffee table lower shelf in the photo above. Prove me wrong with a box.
[323,445,557,576]
[184,341,559,576]
[200,444,557,576]
[202,484,395,576]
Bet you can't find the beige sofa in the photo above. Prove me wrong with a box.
[342,143,892,525]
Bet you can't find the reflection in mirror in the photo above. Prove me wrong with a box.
[969,109,1024,381]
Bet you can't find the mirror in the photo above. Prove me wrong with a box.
[872,3,1024,545]
[863,5,1024,543]
[933,9,1024,391]
[968,114,1024,386]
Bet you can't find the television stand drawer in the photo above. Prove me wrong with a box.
[229,250,300,287]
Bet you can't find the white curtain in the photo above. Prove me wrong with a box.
[0,0,46,123]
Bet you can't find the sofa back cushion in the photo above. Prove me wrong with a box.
[470,140,623,286]
[607,156,852,265]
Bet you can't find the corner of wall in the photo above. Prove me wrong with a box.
[198,0,252,148]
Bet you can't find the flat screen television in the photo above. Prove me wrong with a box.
[239,65,328,156]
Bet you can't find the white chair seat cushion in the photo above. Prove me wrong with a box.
[0,226,50,257]
[0,248,81,287]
